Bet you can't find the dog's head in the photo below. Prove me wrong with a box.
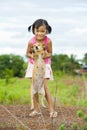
[31,43,46,54]
[31,43,46,60]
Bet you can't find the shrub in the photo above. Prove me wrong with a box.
[58,124,66,130]
[83,114,87,122]
[82,125,87,130]
[77,110,84,117]
[72,123,78,130]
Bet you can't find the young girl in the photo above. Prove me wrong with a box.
[25,19,57,118]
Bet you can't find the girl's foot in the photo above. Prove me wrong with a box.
[50,111,57,118]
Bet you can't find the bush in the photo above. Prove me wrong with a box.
[77,110,84,117]
[72,123,78,130]
[58,124,66,130]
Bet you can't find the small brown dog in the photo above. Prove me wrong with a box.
[30,43,46,109]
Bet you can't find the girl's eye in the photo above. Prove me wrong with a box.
[37,31,45,33]
[42,31,45,32]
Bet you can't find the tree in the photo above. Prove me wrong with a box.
[0,54,25,78]
[83,53,87,65]
[68,54,80,73]
[9,54,24,77]
[51,54,81,74]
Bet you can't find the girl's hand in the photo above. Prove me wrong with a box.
[41,51,49,59]
[30,54,34,59]
[45,51,52,59]
[41,53,45,59]
[31,53,36,60]
[27,53,34,59]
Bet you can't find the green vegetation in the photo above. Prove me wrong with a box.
[72,123,78,130]
[83,114,87,122]
[58,124,66,130]
[76,110,87,130]
[0,74,87,107]
[0,53,87,105]
[58,109,87,130]
[82,125,87,130]
[0,78,30,104]
[0,54,25,78]
[77,110,84,117]
[0,53,87,79]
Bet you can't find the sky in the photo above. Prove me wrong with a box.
[0,0,87,60]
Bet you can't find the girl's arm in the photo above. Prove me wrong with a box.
[43,39,52,58]
[26,42,33,59]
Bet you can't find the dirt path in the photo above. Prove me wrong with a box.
[0,105,87,130]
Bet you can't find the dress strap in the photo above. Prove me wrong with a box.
[44,36,49,45]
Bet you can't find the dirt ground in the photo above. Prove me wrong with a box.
[0,105,87,130]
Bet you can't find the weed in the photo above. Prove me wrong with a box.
[58,124,66,130]
[83,114,87,122]
[82,124,87,130]
[72,122,78,130]
[77,110,84,117]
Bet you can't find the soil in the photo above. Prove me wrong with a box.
[0,105,87,130]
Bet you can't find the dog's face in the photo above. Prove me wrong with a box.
[31,43,46,54]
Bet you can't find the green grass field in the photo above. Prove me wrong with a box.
[0,74,87,107]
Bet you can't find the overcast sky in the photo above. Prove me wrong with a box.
[0,0,87,60]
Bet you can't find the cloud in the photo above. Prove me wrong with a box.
[67,28,87,35]
[0,0,87,60]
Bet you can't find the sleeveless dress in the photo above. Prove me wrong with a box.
[25,36,53,80]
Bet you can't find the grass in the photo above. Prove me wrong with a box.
[0,78,30,104]
[0,74,87,106]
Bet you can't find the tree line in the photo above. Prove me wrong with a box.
[0,53,87,79]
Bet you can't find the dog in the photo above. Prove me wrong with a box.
[30,43,46,110]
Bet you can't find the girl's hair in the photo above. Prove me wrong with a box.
[28,19,52,34]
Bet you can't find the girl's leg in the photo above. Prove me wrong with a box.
[44,79,54,112]
[44,79,57,117]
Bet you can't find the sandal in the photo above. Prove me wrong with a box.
[29,111,41,117]
[50,111,57,118]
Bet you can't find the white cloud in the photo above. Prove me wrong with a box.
[68,28,87,35]
[0,0,87,60]
[0,47,26,57]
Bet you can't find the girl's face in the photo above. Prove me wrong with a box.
[34,25,47,40]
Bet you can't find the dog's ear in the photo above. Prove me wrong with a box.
[42,44,46,50]
[31,46,35,53]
